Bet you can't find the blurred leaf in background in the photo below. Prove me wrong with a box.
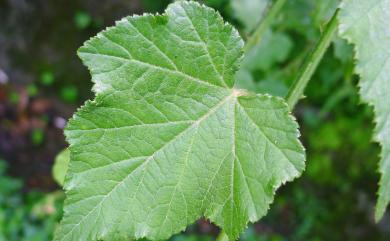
[0,160,64,241]
[40,71,55,86]
[52,149,70,186]
[74,11,92,30]
[230,0,269,33]
[235,29,293,96]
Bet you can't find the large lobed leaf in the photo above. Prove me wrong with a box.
[55,1,305,240]
[339,0,390,221]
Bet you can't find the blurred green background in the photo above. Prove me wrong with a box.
[0,0,389,240]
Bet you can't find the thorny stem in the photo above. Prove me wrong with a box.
[244,0,287,52]
[285,10,339,109]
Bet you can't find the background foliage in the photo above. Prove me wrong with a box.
[0,0,389,240]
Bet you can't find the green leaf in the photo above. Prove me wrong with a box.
[235,30,292,96]
[339,0,390,221]
[52,149,70,186]
[241,30,293,72]
[56,1,305,240]
[230,0,270,33]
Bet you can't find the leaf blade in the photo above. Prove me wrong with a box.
[56,2,305,240]
[339,0,390,221]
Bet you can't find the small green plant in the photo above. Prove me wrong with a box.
[55,0,390,240]
[0,160,64,241]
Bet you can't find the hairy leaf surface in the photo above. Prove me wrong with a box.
[55,1,305,240]
[339,0,390,221]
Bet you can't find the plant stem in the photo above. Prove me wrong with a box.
[244,0,287,52]
[216,231,229,241]
[285,10,339,109]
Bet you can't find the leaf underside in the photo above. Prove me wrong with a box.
[55,1,305,240]
[339,0,390,221]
